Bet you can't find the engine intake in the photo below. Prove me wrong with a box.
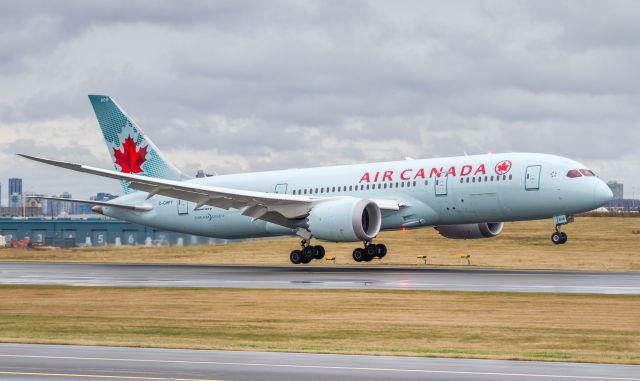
[435,222,504,239]
[307,197,382,242]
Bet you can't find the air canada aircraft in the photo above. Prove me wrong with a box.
[20,95,613,264]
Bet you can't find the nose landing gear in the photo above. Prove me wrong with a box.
[550,215,572,245]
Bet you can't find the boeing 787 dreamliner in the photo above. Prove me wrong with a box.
[20,95,613,264]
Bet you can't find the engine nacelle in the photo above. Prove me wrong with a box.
[307,197,382,242]
[435,222,504,239]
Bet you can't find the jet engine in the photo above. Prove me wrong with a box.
[435,222,504,239]
[307,197,382,242]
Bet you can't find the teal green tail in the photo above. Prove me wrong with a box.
[88,95,186,194]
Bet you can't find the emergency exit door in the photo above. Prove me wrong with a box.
[525,165,541,190]
[435,175,448,196]
[177,200,189,215]
[274,183,288,194]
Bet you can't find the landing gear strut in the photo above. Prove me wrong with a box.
[290,239,325,264]
[352,242,387,262]
[551,215,572,245]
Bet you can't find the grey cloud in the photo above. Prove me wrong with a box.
[1,0,639,198]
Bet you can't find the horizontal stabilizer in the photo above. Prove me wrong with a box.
[38,196,153,212]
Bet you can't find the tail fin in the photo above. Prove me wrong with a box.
[88,95,188,194]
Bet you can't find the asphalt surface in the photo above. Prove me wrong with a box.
[1,262,639,294]
[1,343,639,381]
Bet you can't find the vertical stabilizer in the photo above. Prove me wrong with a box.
[88,95,187,193]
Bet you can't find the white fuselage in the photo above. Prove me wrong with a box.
[103,152,612,240]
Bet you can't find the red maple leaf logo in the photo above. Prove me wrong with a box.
[494,160,512,175]
[113,135,148,174]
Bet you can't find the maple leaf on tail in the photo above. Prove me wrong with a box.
[113,135,148,173]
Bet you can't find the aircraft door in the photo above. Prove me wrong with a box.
[525,165,542,190]
[177,200,189,215]
[274,183,288,194]
[435,175,448,196]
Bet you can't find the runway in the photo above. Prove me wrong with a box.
[0,343,638,381]
[1,262,639,293]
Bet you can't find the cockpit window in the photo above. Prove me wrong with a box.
[580,169,596,176]
[566,169,582,178]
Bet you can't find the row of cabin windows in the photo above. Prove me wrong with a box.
[292,180,428,195]
[459,174,512,184]
[290,174,513,195]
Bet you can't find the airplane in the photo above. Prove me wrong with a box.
[19,95,614,264]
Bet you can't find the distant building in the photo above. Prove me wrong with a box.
[45,192,73,216]
[8,178,22,207]
[0,217,225,247]
[607,181,624,200]
[91,192,118,202]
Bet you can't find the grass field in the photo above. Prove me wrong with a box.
[1,217,639,271]
[1,285,638,364]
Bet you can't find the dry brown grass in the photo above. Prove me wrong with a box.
[0,286,638,364]
[1,217,639,271]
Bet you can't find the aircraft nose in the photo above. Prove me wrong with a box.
[594,180,613,206]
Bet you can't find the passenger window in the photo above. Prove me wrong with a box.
[366,184,370,190]
[478,177,482,183]
[490,176,494,181]
[460,178,464,184]
[466,178,469,183]
[503,175,506,180]
[395,182,399,188]
[509,174,512,180]
[472,177,475,183]
[332,187,335,192]
[424,180,428,186]
[383,183,387,189]
[378,183,382,189]
[413,181,416,187]
[484,176,488,182]
[315,188,318,193]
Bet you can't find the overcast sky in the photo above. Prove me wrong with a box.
[1,0,639,203]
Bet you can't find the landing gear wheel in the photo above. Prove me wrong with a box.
[363,244,377,262]
[314,245,325,260]
[302,246,316,264]
[376,244,387,258]
[551,232,563,245]
[352,248,365,262]
[290,250,302,264]
[560,232,568,244]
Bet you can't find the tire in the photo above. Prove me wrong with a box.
[365,244,377,257]
[302,246,315,263]
[290,250,302,264]
[560,232,568,244]
[314,245,325,260]
[551,232,562,244]
[352,248,365,262]
[376,244,387,258]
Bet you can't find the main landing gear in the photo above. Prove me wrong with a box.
[290,240,325,264]
[550,215,572,245]
[352,242,387,262]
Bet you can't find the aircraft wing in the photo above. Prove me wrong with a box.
[19,155,401,224]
